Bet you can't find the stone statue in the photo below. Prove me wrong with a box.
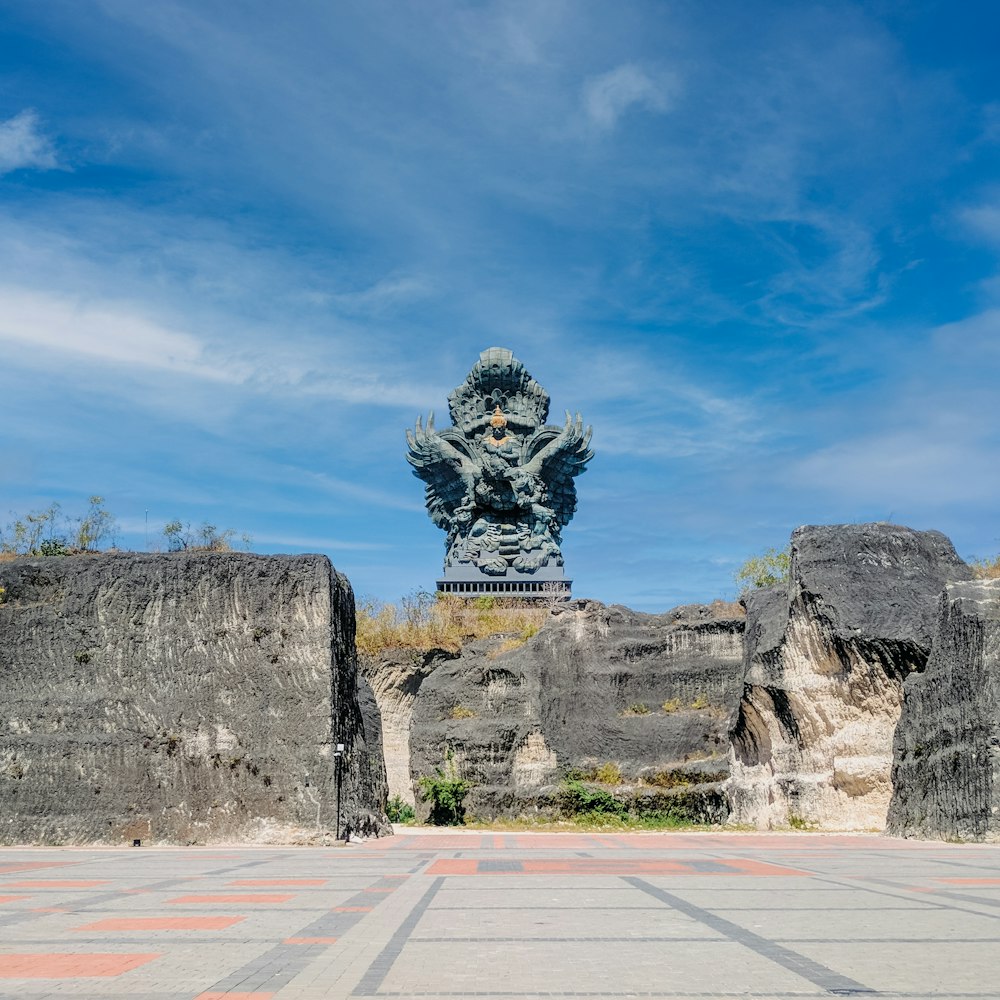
[407,347,593,595]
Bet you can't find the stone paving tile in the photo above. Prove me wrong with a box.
[1,834,1000,999]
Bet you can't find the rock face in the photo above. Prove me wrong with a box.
[360,649,441,807]
[0,553,388,844]
[728,523,970,830]
[887,579,1000,842]
[400,600,745,820]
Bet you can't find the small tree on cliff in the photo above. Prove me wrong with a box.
[734,547,790,595]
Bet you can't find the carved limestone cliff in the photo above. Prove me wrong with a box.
[727,523,970,830]
[887,578,1000,842]
[0,552,388,844]
[360,649,441,806]
[397,600,745,820]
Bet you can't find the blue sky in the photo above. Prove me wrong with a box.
[2,1,999,611]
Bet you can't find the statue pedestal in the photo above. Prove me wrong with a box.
[437,564,571,600]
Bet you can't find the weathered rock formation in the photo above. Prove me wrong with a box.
[0,552,388,844]
[360,648,440,807]
[728,523,970,830]
[887,578,1000,842]
[367,600,746,821]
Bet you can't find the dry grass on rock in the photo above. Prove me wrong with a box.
[356,592,548,657]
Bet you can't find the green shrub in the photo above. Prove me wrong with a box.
[558,779,626,818]
[385,795,416,824]
[661,697,681,713]
[417,750,470,826]
[734,547,790,594]
[788,813,816,830]
[690,694,710,710]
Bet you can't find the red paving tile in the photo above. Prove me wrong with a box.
[511,835,598,850]
[169,894,294,905]
[0,862,71,875]
[428,859,478,875]
[0,895,29,903]
[28,907,68,913]
[77,916,246,931]
[426,857,810,877]
[285,936,338,944]
[934,877,1000,885]
[0,953,160,977]
[5,880,107,888]
[229,879,326,886]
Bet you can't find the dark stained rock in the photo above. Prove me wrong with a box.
[0,552,388,844]
[887,578,1000,842]
[728,523,971,830]
[406,599,745,820]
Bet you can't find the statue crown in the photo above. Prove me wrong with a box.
[490,405,507,429]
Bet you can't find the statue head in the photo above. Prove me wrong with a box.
[487,405,510,446]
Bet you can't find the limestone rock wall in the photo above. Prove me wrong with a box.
[405,600,746,820]
[0,552,388,844]
[727,523,970,831]
[887,579,1000,842]
[360,649,442,806]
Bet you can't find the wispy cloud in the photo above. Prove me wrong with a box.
[581,64,676,130]
[0,110,58,175]
[0,285,218,375]
[958,200,1000,244]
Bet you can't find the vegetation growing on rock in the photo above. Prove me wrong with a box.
[356,591,548,656]
[734,546,791,594]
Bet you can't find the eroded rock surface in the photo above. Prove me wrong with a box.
[728,523,970,830]
[406,600,745,820]
[360,648,444,806]
[0,552,388,844]
[888,579,1000,842]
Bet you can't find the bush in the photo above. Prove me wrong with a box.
[417,750,470,826]
[385,795,416,824]
[591,761,623,785]
[661,697,682,713]
[734,547,790,594]
[559,779,626,818]
[622,702,650,716]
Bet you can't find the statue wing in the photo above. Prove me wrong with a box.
[522,412,593,528]
[406,413,478,531]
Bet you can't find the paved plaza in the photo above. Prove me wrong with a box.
[0,829,998,999]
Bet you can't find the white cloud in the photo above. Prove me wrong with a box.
[0,110,58,175]
[581,64,676,130]
[0,285,221,375]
